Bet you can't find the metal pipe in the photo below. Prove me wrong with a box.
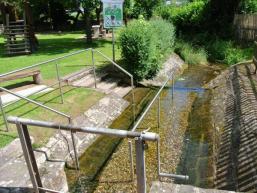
[131,77,135,124]
[159,173,189,180]
[68,117,80,170]
[55,63,64,104]
[38,187,63,193]
[0,96,9,132]
[16,123,41,193]
[112,28,115,61]
[128,140,134,181]
[158,96,161,128]
[156,139,189,181]
[70,130,80,170]
[135,137,146,193]
[93,49,133,78]
[131,76,172,132]
[91,49,97,88]
[0,87,70,119]
[172,76,174,100]
[0,49,92,78]
[7,116,159,141]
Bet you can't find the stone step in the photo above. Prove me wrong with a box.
[0,139,23,170]
[72,72,108,87]
[150,182,237,193]
[112,85,132,98]
[95,78,119,93]
[61,67,93,84]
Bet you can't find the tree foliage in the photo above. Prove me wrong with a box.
[132,0,163,19]
[119,18,175,81]
[238,0,257,13]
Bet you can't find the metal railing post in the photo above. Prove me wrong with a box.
[135,137,146,193]
[128,140,134,181]
[68,118,79,170]
[70,130,80,170]
[91,49,97,88]
[16,123,42,193]
[172,76,174,100]
[158,96,161,128]
[131,77,135,124]
[55,63,64,104]
[0,97,9,132]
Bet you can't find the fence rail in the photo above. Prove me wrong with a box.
[234,14,257,41]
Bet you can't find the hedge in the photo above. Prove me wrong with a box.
[119,18,175,81]
[154,1,208,32]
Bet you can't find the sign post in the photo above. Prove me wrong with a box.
[101,0,124,62]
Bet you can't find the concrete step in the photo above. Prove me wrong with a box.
[61,67,93,84]
[112,85,132,98]
[150,182,237,193]
[95,78,119,93]
[72,72,107,87]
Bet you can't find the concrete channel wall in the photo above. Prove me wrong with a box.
[208,62,257,192]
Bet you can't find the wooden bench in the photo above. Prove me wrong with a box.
[0,69,42,84]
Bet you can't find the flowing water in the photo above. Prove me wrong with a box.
[66,64,223,192]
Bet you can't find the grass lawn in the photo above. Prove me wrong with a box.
[0,31,121,147]
[0,32,121,86]
[0,86,104,148]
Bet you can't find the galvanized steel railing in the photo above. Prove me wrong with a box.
[128,73,188,193]
[0,48,135,131]
[7,116,158,193]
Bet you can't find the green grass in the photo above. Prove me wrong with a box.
[175,39,208,65]
[0,31,121,86]
[0,86,104,148]
[0,31,124,147]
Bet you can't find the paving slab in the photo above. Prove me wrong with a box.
[0,85,53,104]
[150,182,238,193]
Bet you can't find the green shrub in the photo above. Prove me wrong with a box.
[238,0,257,14]
[119,18,175,81]
[154,1,208,31]
[175,40,208,65]
[205,38,254,65]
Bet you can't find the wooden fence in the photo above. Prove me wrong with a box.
[234,14,257,41]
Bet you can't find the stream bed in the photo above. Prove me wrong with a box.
[66,64,223,192]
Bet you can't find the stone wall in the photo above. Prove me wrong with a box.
[207,62,257,192]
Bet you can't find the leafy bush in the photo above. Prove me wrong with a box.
[154,1,208,31]
[238,0,257,14]
[119,18,175,81]
[175,40,208,65]
[177,33,254,65]
[204,38,253,65]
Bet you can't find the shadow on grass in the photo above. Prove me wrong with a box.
[0,86,76,128]
[0,37,113,58]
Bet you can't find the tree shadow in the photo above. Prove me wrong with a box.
[0,36,113,58]
[0,86,76,128]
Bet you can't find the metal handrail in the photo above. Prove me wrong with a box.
[128,72,189,182]
[93,49,135,123]
[7,116,159,193]
[131,75,173,132]
[7,116,157,141]
[93,49,133,78]
[0,49,91,78]
[0,86,71,123]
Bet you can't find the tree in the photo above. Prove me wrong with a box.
[79,0,101,43]
[133,0,163,19]
[208,0,241,36]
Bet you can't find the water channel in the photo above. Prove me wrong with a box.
[66,64,223,192]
